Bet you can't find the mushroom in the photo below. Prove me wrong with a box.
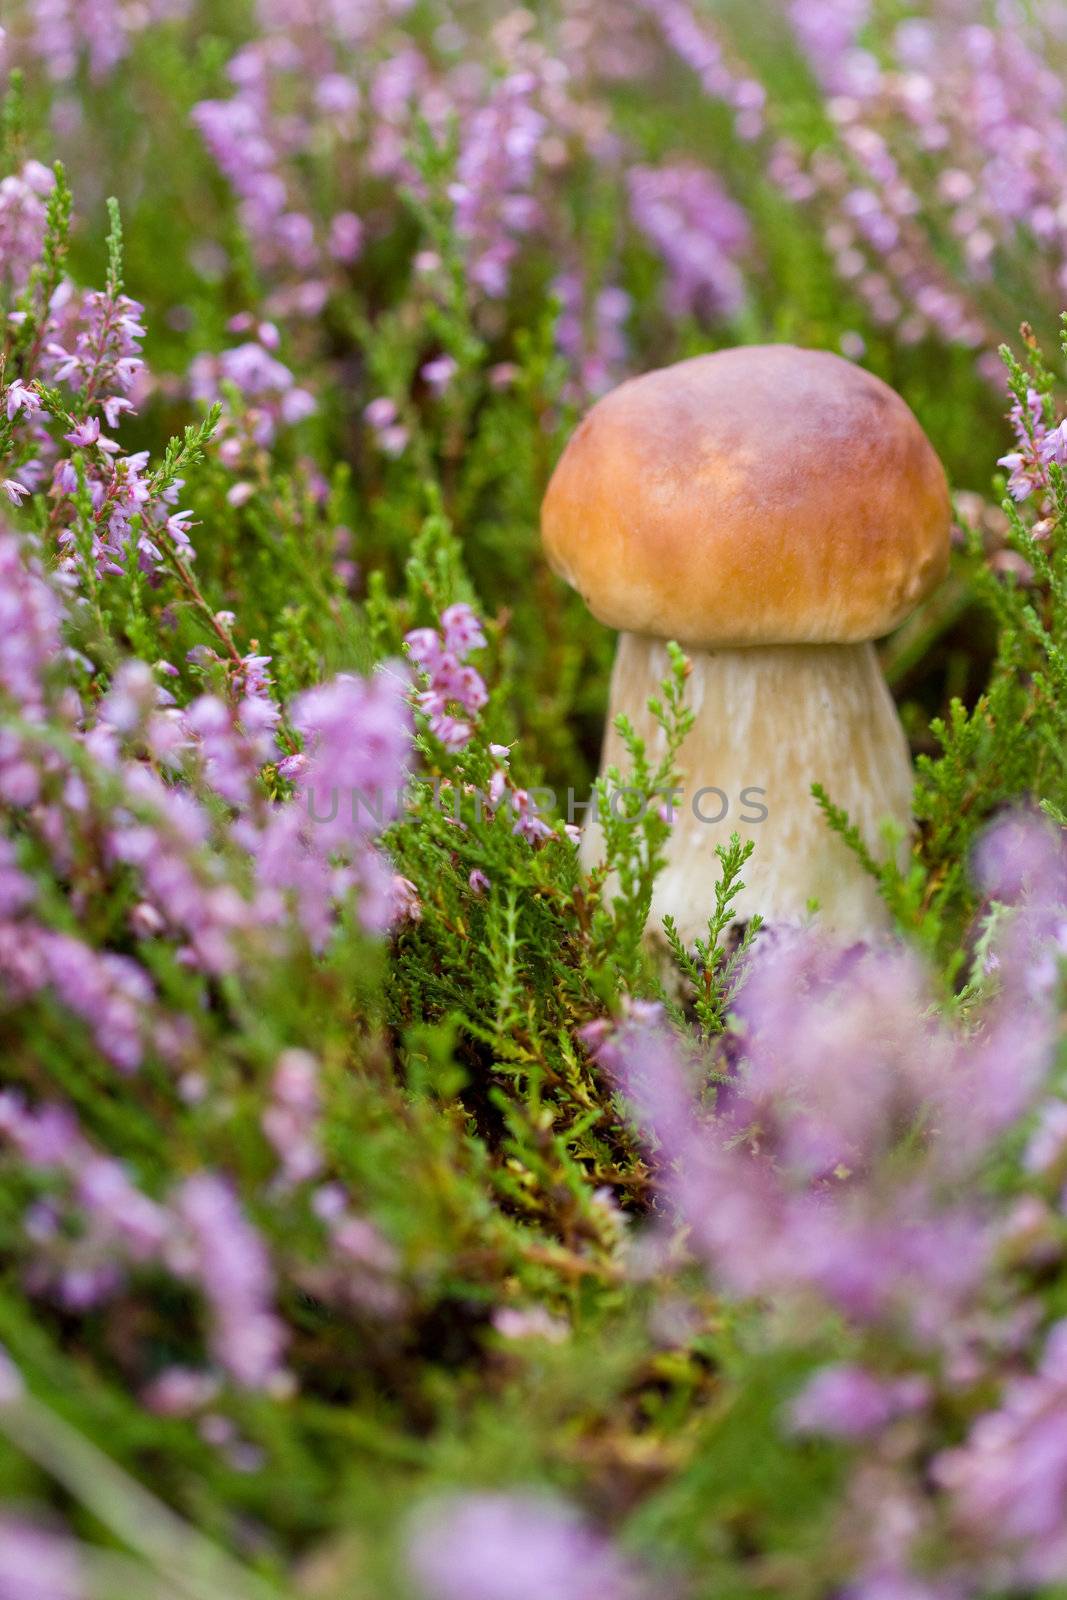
[540,345,951,945]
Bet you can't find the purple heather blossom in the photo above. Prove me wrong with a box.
[451,72,547,299]
[175,1172,288,1390]
[4,379,41,421]
[328,210,364,262]
[0,839,34,920]
[422,354,459,393]
[76,1155,169,1258]
[25,0,179,83]
[47,288,145,402]
[0,1518,84,1600]
[98,659,160,737]
[143,1365,221,1417]
[406,1492,651,1600]
[791,1364,929,1439]
[935,1320,1067,1585]
[292,669,412,852]
[189,340,315,459]
[628,161,749,320]
[0,1092,173,1311]
[364,397,399,431]
[508,788,554,844]
[389,874,422,924]
[38,931,154,1073]
[185,693,263,809]
[405,628,442,672]
[405,606,488,751]
[972,808,1067,908]
[18,284,195,581]
[440,603,487,658]
[65,418,101,448]
[997,388,1052,501]
[789,0,874,94]
[262,1048,322,1187]
[0,1344,23,1405]
[303,1187,403,1318]
[493,1306,568,1343]
[363,397,409,457]
[0,163,54,298]
[1026,1100,1067,1182]
[0,1094,83,1170]
[586,904,1058,1343]
[553,271,631,399]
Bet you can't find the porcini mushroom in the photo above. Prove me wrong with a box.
[540,344,952,945]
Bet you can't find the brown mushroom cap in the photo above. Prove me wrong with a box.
[540,345,952,648]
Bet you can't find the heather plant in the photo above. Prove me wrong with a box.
[6,4,1067,1599]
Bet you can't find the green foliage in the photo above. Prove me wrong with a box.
[662,834,764,1042]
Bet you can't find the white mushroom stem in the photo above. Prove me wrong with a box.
[583,632,913,946]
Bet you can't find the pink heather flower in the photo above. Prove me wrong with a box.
[406,1493,651,1600]
[404,628,443,672]
[377,424,410,457]
[0,840,35,920]
[143,1366,221,1417]
[276,751,307,781]
[76,1155,169,1258]
[175,1172,287,1390]
[0,163,54,298]
[0,1344,22,1406]
[999,449,1043,503]
[4,379,40,420]
[65,418,100,448]
[2,480,29,506]
[790,1364,929,1439]
[493,1306,568,1343]
[99,659,159,736]
[554,270,631,398]
[628,160,749,319]
[1041,421,1067,470]
[52,461,78,496]
[389,874,422,924]
[935,1320,1067,1585]
[0,1094,83,1169]
[406,609,489,751]
[586,911,1057,1342]
[468,868,490,895]
[185,694,259,809]
[428,713,473,751]
[429,659,488,717]
[38,933,153,1074]
[329,211,364,262]
[509,789,554,844]
[422,354,459,392]
[189,340,314,458]
[362,398,408,454]
[488,768,507,808]
[364,397,399,430]
[972,809,1067,907]
[262,1049,322,1187]
[101,395,134,429]
[1025,1099,1067,1181]
[292,670,412,853]
[0,1518,84,1600]
[440,603,486,659]
[451,72,549,300]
